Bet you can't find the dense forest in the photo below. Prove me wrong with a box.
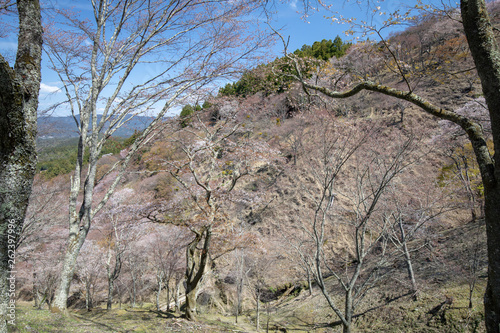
[5,1,500,332]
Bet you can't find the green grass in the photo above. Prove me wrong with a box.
[12,278,487,333]
[12,303,239,333]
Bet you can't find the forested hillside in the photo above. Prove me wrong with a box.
[15,5,498,333]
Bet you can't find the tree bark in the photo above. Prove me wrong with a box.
[85,281,92,311]
[256,290,260,331]
[52,140,99,312]
[175,279,181,313]
[51,225,89,312]
[402,242,418,299]
[166,281,171,312]
[235,252,244,323]
[107,279,114,310]
[184,226,211,321]
[0,0,42,331]
[33,272,39,309]
[343,290,353,333]
[156,279,162,312]
[130,267,137,308]
[461,1,500,331]
[106,245,122,310]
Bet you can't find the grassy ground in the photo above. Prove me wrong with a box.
[11,302,241,333]
[11,278,487,333]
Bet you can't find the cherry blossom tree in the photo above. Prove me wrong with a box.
[16,176,68,311]
[28,241,65,311]
[45,0,271,313]
[76,240,104,311]
[93,187,143,310]
[148,225,186,312]
[145,108,281,320]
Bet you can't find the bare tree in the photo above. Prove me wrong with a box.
[103,216,126,310]
[18,177,67,250]
[246,249,276,332]
[28,241,64,311]
[282,1,500,328]
[282,115,416,333]
[124,242,149,308]
[384,184,450,300]
[149,225,186,312]
[96,187,143,310]
[0,0,42,330]
[77,241,104,311]
[46,0,270,313]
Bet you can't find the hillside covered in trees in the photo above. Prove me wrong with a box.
[12,3,500,333]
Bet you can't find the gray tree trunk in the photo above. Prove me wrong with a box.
[33,272,39,309]
[235,252,244,323]
[256,290,260,331]
[175,280,181,313]
[131,269,137,308]
[51,216,91,312]
[107,279,114,310]
[0,1,42,331]
[52,139,99,312]
[85,281,92,311]
[166,281,171,312]
[106,248,121,310]
[306,266,313,296]
[156,280,162,312]
[343,290,353,333]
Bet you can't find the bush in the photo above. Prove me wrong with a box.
[294,36,351,60]
[218,36,351,98]
[179,103,204,127]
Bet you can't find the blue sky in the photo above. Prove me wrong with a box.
[269,0,431,54]
[0,0,455,116]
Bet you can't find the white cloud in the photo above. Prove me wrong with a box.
[0,41,18,51]
[290,0,298,10]
[40,83,61,93]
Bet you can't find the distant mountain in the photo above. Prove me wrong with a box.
[37,114,161,139]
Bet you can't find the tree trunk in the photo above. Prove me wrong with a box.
[52,134,99,313]
[51,228,88,312]
[33,272,39,309]
[106,237,122,311]
[156,280,162,312]
[256,289,260,331]
[343,290,353,333]
[131,272,137,308]
[117,283,122,309]
[175,281,181,313]
[461,1,500,331]
[184,283,198,321]
[236,253,244,323]
[483,190,500,332]
[306,267,313,296]
[165,280,171,312]
[403,244,418,300]
[107,279,114,310]
[184,226,212,321]
[85,281,92,311]
[0,1,42,331]
[398,220,418,299]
